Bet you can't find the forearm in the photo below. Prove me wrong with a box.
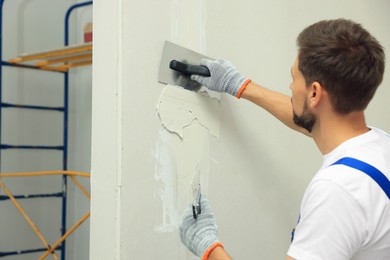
[208,246,233,260]
[241,82,311,137]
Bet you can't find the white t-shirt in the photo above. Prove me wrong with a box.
[287,127,390,260]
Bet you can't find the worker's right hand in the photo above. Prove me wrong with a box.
[191,59,251,98]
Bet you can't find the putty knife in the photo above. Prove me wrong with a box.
[158,41,212,90]
[191,164,202,220]
[192,183,202,220]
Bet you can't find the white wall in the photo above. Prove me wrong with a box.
[0,0,91,259]
[91,0,390,259]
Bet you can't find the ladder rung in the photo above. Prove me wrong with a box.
[0,247,62,257]
[0,192,63,201]
[0,144,64,150]
[1,102,64,112]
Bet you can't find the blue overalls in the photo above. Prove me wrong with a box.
[291,157,390,242]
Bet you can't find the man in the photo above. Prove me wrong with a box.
[179,19,390,260]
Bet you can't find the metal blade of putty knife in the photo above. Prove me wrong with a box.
[158,41,212,91]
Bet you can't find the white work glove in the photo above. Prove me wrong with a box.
[191,59,251,98]
[180,195,224,259]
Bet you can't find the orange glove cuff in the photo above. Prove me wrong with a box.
[201,242,224,260]
[236,79,252,99]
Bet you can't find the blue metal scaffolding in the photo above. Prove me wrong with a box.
[0,1,92,259]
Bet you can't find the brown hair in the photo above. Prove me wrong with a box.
[297,19,385,114]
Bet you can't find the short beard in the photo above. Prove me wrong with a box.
[293,100,316,133]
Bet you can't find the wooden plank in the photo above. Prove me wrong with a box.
[56,59,92,71]
[9,44,92,64]
[36,53,92,66]
[37,66,68,72]
[0,171,91,178]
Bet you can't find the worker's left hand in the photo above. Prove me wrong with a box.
[180,195,223,258]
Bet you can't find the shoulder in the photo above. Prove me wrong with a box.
[306,161,389,218]
[300,165,372,220]
[310,165,366,198]
[302,170,365,214]
[312,164,372,201]
[369,127,390,138]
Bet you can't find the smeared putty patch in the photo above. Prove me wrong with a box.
[153,126,210,232]
[156,84,221,139]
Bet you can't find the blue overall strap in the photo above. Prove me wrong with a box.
[331,157,390,200]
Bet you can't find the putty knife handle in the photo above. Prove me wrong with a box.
[169,60,211,77]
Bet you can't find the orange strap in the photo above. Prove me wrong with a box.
[201,242,224,260]
[236,79,252,99]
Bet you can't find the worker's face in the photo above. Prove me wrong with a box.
[290,58,316,133]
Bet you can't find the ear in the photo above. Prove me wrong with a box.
[307,81,324,108]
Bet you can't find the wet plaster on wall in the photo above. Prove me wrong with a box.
[170,0,207,53]
[153,0,213,234]
[154,84,221,232]
[157,85,220,139]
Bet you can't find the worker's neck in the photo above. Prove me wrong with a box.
[311,110,370,155]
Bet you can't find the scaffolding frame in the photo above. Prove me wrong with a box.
[0,171,91,259]
[0,1,93,259]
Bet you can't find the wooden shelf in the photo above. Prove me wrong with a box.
[9,43,92,72]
